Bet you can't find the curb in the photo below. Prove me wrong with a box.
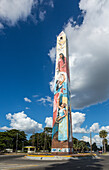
[25,155,97,160]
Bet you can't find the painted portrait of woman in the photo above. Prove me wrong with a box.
[57,53,70,80]
[58,103,67,141]
[52,103,68,142]
[57,53,66,72]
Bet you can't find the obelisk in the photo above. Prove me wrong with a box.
[51,31,73,154]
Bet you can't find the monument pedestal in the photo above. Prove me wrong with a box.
[52,133,73,155]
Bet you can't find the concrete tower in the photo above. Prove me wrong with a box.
[51,31,73,155]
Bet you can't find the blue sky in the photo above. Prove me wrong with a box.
[0,0,109,146]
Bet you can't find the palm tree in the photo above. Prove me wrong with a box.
[99,130,108,153]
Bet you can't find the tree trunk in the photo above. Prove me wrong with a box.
[102,140,104,153]
[104,140,106,153]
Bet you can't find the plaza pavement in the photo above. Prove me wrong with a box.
[0,154,109,169]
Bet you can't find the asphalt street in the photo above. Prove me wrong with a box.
[0,155,109,170]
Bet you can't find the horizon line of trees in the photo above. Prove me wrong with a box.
[0,128,108,153]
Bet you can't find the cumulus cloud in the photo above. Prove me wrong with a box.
[24,97,32,103]
[90,123,99,133]
[82,136,90,143]
[72,112,87,133]
[49,0,109,109]
[0,126,10,131]
[0,0,36,26]
[72,112,109,135]
[0,0,54,28]
[100,125,109,133]
[0,111,43,133]
[65,0,109,109]
[37,96,53,106]
[45,117,53,127]
[48,47,56,63]
[82,135,102,147]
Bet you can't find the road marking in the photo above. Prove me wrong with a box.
[0,164,38,170]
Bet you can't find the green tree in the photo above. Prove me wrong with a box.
[92,142,98,152]
[72,138,90,153]
[73,138,79,153]
[0,129,28,152]
[29,128,52,152]
[99,130,108,153]
[79,141,86,153]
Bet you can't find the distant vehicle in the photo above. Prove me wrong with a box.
[23,146,36,153]
[84,151,89,153]
[5,149,13,153]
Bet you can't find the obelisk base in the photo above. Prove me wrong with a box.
[51,133,73,155]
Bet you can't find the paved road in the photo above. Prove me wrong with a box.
[0,155,109,170]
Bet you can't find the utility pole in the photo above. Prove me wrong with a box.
[22,141,24,152]
[32,129,35,146]
[16,133,18,153]
[37,133,39,151]
[77,140,78,153]
[90,131,92,154]
[44,130,46,152]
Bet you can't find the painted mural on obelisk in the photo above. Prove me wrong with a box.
[51,31,73,154]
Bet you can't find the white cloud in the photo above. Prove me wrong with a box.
[93,135,102,147]
[100,125,109,133]
[49,77,55,92]
[25,107,30,110]
[39,10,46,21]
[50,0,109,109]
[82,136,90,143]
[71,112,109,135]
[65,0,109,109]
[90,123,99,133]
[0,0,36,26]
[6,113,12,120]
[24,97,32,103]
[0,126,10,131]
[0,111,43,133]
[48,47,56,63]
[37,96,53,106]
[82,135,102,147]
[72,112,87,133]
[0,0,54,28]
[45,117,53,127]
